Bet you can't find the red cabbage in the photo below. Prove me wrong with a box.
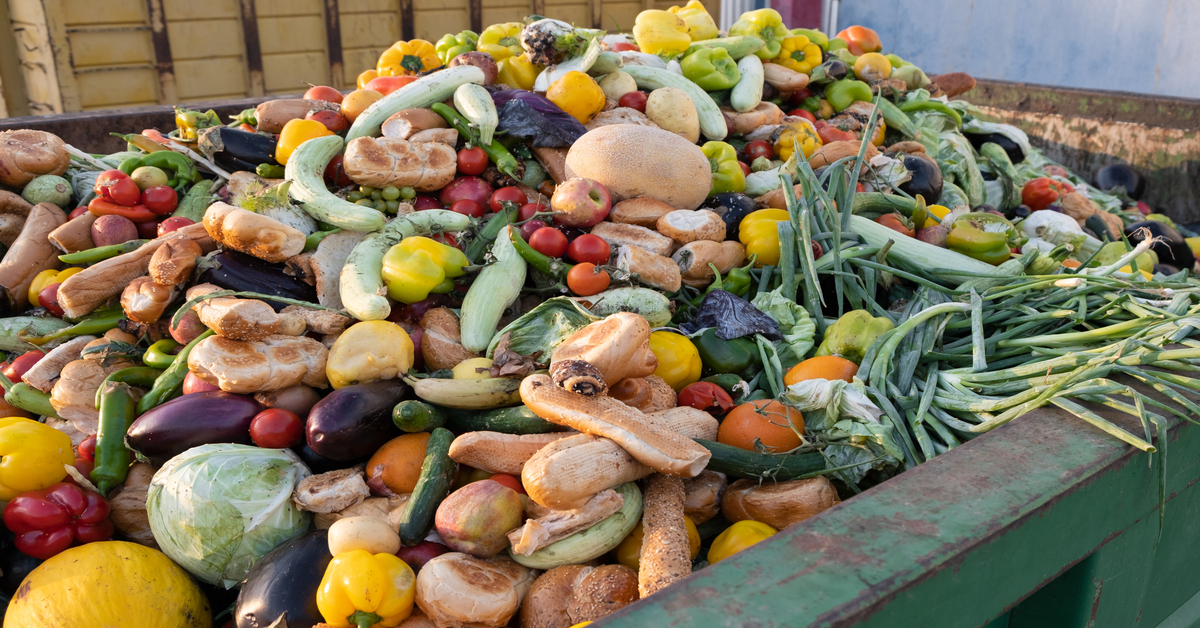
[492,89,588,148]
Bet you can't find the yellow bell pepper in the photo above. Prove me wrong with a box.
[28,267,82,306]
[0,417,75,501]
[667,0,719,42]
[729,8,790,60]
[616,516,701,570]
[478,22,524,62]
[275,118,334,165]
[927,204,951,221]
[648,331,702,392]
[738,209,790,267]
[326,321,415,389]
[773,36,822,74]
[380,236,468,304]
[633,10,692,57]
[318,550,416,628]
[496,54,541,91]
[357,69,378,89]
[708,520,776,563]
[547,71,606,124]
[774,119,822,161]
[377,39,442,77]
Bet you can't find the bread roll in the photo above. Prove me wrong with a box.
[590,222,674,257]
[0,202,65,310]
[0,130,71,187]
[148,238,201,286]
[121,276,179,324]
[682,470,726,525]
[416,553,535,628]
[567,564,638,624]
[343,136,456,192]
[188,334,329,393]
[187,283,280,341]
[521,564,589,628]
[203,202,305,263]
[549,313,657,387]
[608,196,675,229]
[721,476,841,530]
[614,244,682,293]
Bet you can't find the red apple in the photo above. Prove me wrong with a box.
[395,540,450,571]
[182,372,219,394]
[434,479,523,558]
[551,178,612,227]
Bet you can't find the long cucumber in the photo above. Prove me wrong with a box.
[285,135,386,232]
[623,65,728,141]
[730,54,764,113]
[395,427,456,546]
[346,65,486,141]
[340,210,471,321]
[442,405,564,434]
[459,225,526,353]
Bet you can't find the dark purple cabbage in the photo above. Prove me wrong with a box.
[492,90,588,148]
[680,290,782,341]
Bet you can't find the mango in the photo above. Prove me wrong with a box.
[434,479,524,557]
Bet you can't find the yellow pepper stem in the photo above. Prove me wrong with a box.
[350,611,382,628]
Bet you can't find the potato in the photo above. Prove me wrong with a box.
[90,215,138,247]
[327,516,402,555]
[598,71,638,102]
[645,87,699,144]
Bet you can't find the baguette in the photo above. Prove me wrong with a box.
[188,333,329,392]
[549,313,657,387]
[590,222,675,258]
[203,202,305,263]
[187,283,280,341]
[46,210,93,253]
[448,431,574,475]
[614,244,682,292]
[0,203,65,311]
[148,238,201,286]
[638,474,690,598]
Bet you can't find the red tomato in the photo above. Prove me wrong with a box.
[450,199,485,218]
[567,263,610,296]
[1042,164,1070,178]
[457,147,488,175]
[817,124,857,144]
[68,207,88,220]
[366,75,418,95]
[789,109,818,123]
[249,408,304,449]
[77,435,97,462]
[677,382,734,417]
[617,91,648,113]
[94,170,141,206]
[789,87,813,104]
[306,109,350,133]
[135,219,161,239]
[489,186,527,213]
[520,219,548,242]
[519,202,548,222]
[157,216,195,236]
[738,161,751,177]
[529,227,569,258]
[303,85,344,104]
[413,196,442,210]
[4,351,45,383]
[37,283,64,318]
[431,232,460,249]
[324,154,354,187]
[744,140,774,161]
[567,233,611,264]
[486,474,526,495]
[611,42,639,52]
[140,185,178,215]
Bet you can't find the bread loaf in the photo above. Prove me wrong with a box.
[148,238,201,286]
[343,136,456,192]
[121,276,180,324]
[188,334,329,393]
[187,283,280,341]
[203,202,305,263]
[416,553,535,628]
[0,130,71,187]
[0,202,65,310]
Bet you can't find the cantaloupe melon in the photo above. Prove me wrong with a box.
[564,125,712,211]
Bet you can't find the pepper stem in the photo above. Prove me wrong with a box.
[349,611,383,628]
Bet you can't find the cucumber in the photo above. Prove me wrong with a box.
[453,83,498,146]
[584,287,672,326]
[285,135,386,232]
[443,405,565,434]
[623,65,727,141]
[460,226,526,353]
[509,482,643,569]
[730,54,764,113]
[340,210,471,321]
[346,65,486,141]
[696,438,826,480]
[393,400,447,432]
[587,51,623,76]
[396,427,456,546]
[685,36,764,60]
[701,374,747,397]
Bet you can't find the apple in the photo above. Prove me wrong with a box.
[182,372,219,394]
[434,479,523,558]
[551,178,612,228]
[396,539,451,571]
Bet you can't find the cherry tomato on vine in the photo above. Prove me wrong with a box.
[738,162,751,177]
[249,409,304,449]
[519,202,549,222]
[489,186,527,213]
[450,199,485,218]
[744,140,774,161]
[528,227,568,258]
[567,263,610,296]
[457,147,488,175]
[678,382,735,417]
[566,234,611,265]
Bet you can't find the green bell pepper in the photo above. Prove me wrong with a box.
[885,53,908,68]
[695,329,761,379]
[815,310,894,364]
[790,28,828,51]
[729,8,790,60]
[681,47,741,91]
[827,38,848,52]
[702,141,745,195]
[825,78,873,112]
[435,30,479,64]
[945,213,1025,266]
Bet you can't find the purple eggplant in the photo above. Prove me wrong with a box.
[126,391,262,466]
[306,380,408,461]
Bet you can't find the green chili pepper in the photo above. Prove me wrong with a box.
[508,229,573,280]
[694,328,761,379]
[58,240,149,265]
[118,157,146,176]
[143,339,180,369]
[256,163,286,179]
[431,103,522,181]
[945,213,1024,266]
[91,382,137,496]
[897,100,963,128]
[137,329,214,414]
[141,150,196,189]
[815,310,894,364]
[93,367,163,409]
[21,309,126,346]
[465,203,520,264]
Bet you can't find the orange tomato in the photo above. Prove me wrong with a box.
[783,355,859,386]
[365,432,431,494]
[366,75,418,96]
[717,400,804,453]
[835,25,882,56]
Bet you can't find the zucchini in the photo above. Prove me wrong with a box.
[508,482,642,569]
[730,54,764,113]
[442,405,565,434]
[696,439,826,480]
[587,51,623,76]
[346,65,486,141]
[340,210,471,320]
[685,36,764,60]
[459,226,526,353]
[623,65,727,141]
[392,400,447,432]
[395,427,456,546]
[285,135,386,232]
[453,83,498,147]
[584,287,672,327]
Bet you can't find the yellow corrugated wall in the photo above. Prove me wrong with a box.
[2,0,721,115]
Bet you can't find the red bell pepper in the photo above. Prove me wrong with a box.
[835,25,882,56]
[3,482,114,559]
[814,120,857,144]
[88,198,157,222]
[1021,177,1074,211]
